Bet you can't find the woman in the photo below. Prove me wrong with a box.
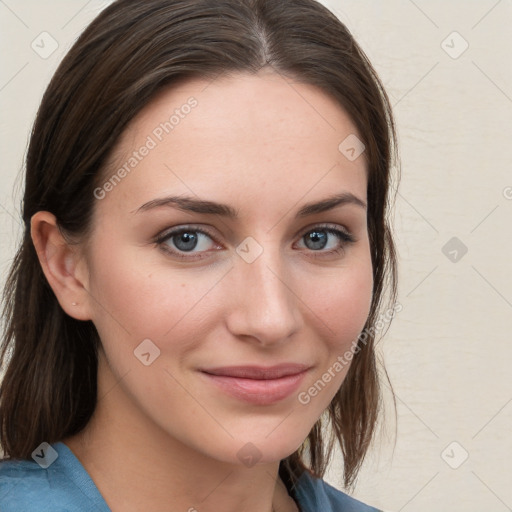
[0,0,398,510]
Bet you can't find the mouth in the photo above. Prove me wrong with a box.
[199,364,311,405]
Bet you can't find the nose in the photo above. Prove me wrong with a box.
[224,244,303,347]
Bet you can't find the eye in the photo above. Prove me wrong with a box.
[295,224,355,257]
[155,226,220,260]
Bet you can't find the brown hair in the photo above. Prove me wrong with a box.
[0,0,398,490]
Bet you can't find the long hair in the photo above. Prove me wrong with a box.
[0,0,398,489]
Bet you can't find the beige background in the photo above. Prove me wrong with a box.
[1,1,511,511]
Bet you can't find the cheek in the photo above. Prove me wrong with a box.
[294,260,373,413]
[85,245,223,348]
[308,260,373,350]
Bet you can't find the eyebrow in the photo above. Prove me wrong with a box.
[134,191,366,218]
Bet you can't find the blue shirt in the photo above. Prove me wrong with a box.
[0,442,381,511]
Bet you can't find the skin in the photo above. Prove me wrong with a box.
[31,69,373,512]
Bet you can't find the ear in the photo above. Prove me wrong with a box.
[30,211,92,321]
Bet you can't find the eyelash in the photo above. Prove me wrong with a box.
[154,224,356,261]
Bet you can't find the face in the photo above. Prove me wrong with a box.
[79,70,373,465]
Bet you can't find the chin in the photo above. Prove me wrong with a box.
[209,429,311,468]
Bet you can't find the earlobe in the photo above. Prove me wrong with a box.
[30,211,92,321]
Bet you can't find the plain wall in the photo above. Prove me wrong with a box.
[1,1,511,511]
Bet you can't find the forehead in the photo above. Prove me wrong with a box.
[96,71,367,219]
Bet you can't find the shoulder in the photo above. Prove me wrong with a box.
[294,470,381,512]
[0,457,73,512]
[0,443,109,512]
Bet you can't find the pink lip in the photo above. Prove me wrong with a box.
[199,364,310,405]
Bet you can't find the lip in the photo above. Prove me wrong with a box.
[199,364,310,405]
